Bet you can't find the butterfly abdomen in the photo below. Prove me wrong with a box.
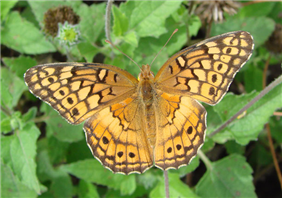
[140,82,157,147]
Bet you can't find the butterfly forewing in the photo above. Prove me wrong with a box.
[155,31,254,105]
[24,63,138,124]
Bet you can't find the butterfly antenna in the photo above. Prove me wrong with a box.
[150,29,178,66]
[105,40,142,70]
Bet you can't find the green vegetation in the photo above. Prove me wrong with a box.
[1,1,281,197]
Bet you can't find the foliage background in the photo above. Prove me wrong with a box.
[1,0,281,197]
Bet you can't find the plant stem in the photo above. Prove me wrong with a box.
[164,170,170,198]
[105,0,113,43]
[263,55,282,189]
[32,116,50,123]
[198,150,212,170]
[266,124,282,189]
[0,105,12,116]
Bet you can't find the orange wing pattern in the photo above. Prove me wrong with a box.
[24,63,138,124]
[154,93,206,170]
[155,31,254,105]
[84,95,153,174]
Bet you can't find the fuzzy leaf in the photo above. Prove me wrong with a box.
[196,154,256,197]
[61,159,136,195]
[1,12,56,54]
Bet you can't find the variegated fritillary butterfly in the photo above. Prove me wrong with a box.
[24,31,254,174]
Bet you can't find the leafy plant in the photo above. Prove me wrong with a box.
[1,1,281,197]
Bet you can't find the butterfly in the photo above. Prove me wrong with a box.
[24,31,254,175]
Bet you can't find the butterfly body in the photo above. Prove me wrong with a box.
[138,64,157,147]
[24,31,254,174]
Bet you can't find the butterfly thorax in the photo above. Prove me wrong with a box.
[138,64,155,103]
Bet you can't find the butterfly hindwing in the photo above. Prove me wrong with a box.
[154,92,206,170]
[84,95,153,174]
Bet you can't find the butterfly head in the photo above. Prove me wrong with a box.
[138,64,154,81]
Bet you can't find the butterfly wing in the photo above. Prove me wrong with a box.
[153,31,253,170]
[84,95,153,174]
[24,63,138,124]
[154,31,254,105]
[154,92,206,170]
[25,63,153,174]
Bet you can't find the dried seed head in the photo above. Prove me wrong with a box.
[195,0,241,23]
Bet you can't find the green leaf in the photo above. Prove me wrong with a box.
[133,25,187,73]
[136,170,159,190]
[211,17,275,47]
[112,5,129,36]
[60,159,136,194]
[196,154,256,198]
[21,4,40,29]
[49,175,73,198]
[9,123,41,194]
[77,42,99,62]
[201,136,215,152]
[67,139,94,163]
[205,104,222,134]
[47,136,70,164]
[77,3,106,44]
[213,92,258,125]
[187,15,202,37]
[1,133,14,164]
[213,80,282,145]
[3,56,37,79]
[120,174,136,195]
[0,0,18,22]
[1,162,37,198]
[249,143,272,167]
[238,2,276,18]
[1,68,27,109]
[36,149,58,182]
[1,12,56,54]
[270,117,282,143]
[104,54,130,71]
[267,2,282,23]
[105,185,147,198]
[169,156,200,177]
[10,111,21,130]
[150,173,199,198]
[22,107,37,123]
[78,180,100,198]
[1,118,12,133]
[244,64,263,92]
[121,1,182,38]
[40,103,84,142]
[123,31,138,48]
[36,149,73,197]
[225,140,245,155]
